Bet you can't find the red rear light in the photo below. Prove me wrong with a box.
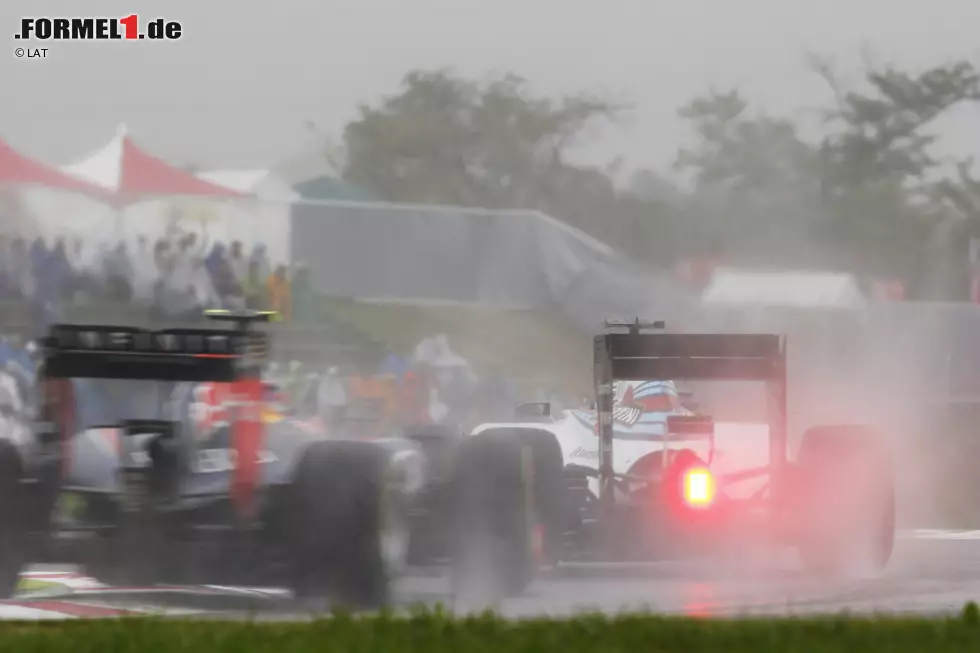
[660,451,719,517]
[682,466,716,509]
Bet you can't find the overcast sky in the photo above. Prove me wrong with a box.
[2,0,979,177]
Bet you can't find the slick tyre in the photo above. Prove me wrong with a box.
[795,424,895,574]
[290,440,407,610]
[450,429,537,604]
[0,440,27,598]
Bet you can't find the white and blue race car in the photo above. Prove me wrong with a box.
[471,379,772,561]
[470,365,892,571]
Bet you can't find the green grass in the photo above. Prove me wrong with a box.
[1,605,980,652]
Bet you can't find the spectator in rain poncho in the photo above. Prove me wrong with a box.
[32,238,71,327]
[10,238,35,300]
[204,242,224,281]
[47,238,74,301]
[250,244,271,282]
[242,259,267,310]
[228,241,248,288]
[316,367,348,428]
[92,241,114,285]
[154,239,176,279]
[157,253,218,317]
[103,242,134,302]
[413,335,477,426]
[131,236,159,304]
[291,264,314,323]
[28,237,46,279]
[188,256,220,309]
[0,235,24,300]
[412,334,446,368]
[267,265,291,320]
[28,237,49,304]
[169,243,194,290]
[171,233,207,288]
[68,238,101,299]
[0,235,12,298]
[205,242,243,309]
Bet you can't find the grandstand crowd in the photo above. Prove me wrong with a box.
[0,230,564,430]
[0,231,310,324]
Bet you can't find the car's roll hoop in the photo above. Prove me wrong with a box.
[603,318,666,334]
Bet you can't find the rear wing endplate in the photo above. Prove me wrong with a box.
[596,332,784,381]
[40,324,269,381]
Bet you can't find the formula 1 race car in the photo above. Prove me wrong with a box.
[0,310,540,609]
[471,319,896,572]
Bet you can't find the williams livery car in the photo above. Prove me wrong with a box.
[471,319,896,571]
[0,311,541,609]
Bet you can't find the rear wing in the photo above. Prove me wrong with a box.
[39,324,269,381]
[595,324,784,381]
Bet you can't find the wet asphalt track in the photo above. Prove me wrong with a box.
[381,532,980,618]
[490,533,980,618]
[11,531,980,619]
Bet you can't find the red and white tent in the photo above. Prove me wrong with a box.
[58,126,295,262]
[61,124,245,201]
[0,138,115,238]
[0,139,110,199]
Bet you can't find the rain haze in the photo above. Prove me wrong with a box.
[2,0,980,624]
[2,0,979,173]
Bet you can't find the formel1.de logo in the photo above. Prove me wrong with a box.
[15,15,182,41]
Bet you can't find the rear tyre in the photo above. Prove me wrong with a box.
[450,430,537,605]
[290,440,406,610]
[512,429,565,566]
[0,440,27,598]
[795,424,895,574]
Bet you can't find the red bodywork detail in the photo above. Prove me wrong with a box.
[41,378,76,478]
[230,378,263,520]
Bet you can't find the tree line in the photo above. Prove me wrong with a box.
[330,56,980,300]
